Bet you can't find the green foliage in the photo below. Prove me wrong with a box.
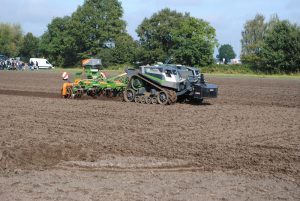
[0,23,22,57]
[40,16,77,67]
[96,34,137,67]
[241,14,300,73]
[136,8,217,66]
[105,63,133,70]
[19,32,40,62]
[202,64,300,77]
[111,34,138,64]
[136,8,184,64]
[217,44,236,64]
[240,14,266,65]
[202,64,255,74]
[260,21,300,73]
[70,0,126,56]
[171,17,217,66]
[241,14,265,57]
[39,0,137,67]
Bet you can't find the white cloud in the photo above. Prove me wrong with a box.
[0,0,82,35]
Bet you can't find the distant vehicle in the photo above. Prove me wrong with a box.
[29,58,54,69]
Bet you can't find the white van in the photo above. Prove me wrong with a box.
[29,58,54,69]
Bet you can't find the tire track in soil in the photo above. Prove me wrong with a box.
[56,165,206,173]
[1,88,297,108]
[55,158,203,173]
[0,89,60,99]
[0,89,123,102]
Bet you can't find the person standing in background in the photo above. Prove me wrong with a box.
[35,61,39,70]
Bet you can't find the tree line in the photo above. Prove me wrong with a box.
[0,0,217,68]
[241,14,300,73]
[0,0,299,73]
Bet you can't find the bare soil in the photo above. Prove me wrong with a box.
[0,70,299,201]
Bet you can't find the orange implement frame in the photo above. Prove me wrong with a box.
[61,82,73,96]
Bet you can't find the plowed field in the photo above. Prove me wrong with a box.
[0,71,299,201]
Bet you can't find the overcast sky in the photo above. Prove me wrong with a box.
[1,0,299,57]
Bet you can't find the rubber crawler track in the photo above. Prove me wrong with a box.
[127,74,178,104]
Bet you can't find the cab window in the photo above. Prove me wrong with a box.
[165,70,172,77]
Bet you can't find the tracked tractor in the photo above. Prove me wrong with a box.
[123,65,218,105]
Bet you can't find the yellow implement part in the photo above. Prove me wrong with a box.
[62,82,73,96]
[74,79,81,84]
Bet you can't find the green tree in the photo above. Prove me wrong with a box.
[97,33,137,66]
[260,20,300,73]
[137,8,186,64]
[0,23,22,57]
[136,8,217,66]
[171,17,217,66]
[265,14,280,32]
[111,34,138,65]
[241,14,266,65]
[70,0,126,60]
[241,14,300,73]
[217,44,236,64]
[40,0,131,67]
[19,32,40,62]
[40,16,76,66]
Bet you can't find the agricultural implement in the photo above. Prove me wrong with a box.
[61,76,126,99]
[61,59,127,99]
[123,64,218,105]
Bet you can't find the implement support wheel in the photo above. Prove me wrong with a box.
[62,87,73,99]
[124,89,136,102]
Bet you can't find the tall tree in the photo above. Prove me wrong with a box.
[171,17,217,66]
[217,44,236,64]
[40,16,76,66]
[111,34,138,65]
[260,20,300,73]
[137,8,186,64]
[136,8,217,66]
[241,14,266,65]
[40,0,132,67]
[241,14,300,73]
[70,0,126,61]
[0,23,22,57]
[19,32,40,62]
